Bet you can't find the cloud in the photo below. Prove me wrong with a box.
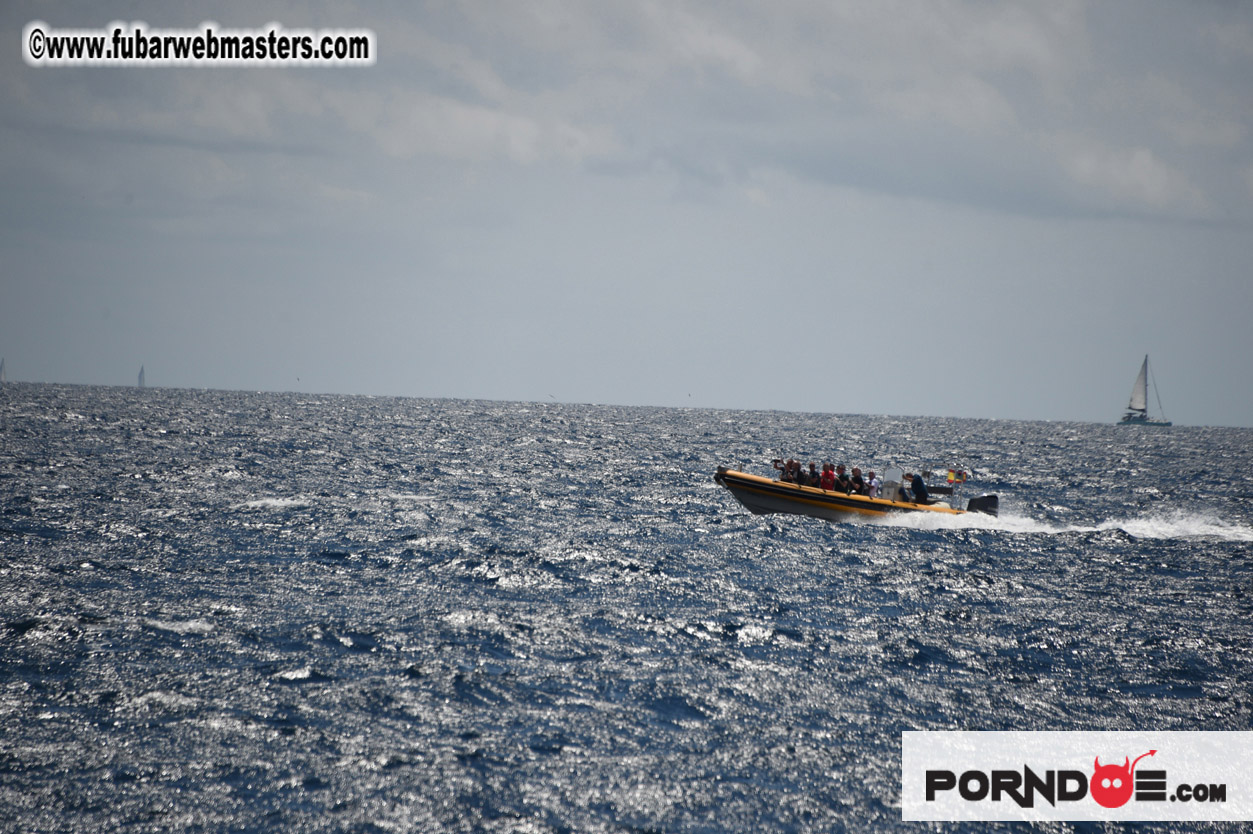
[339,88,615,164]
[1048,134,1209,216]
[640,2,766,82]
[6,1,1248,227]
[1204,19,1253,58]
[877,73,1018,135]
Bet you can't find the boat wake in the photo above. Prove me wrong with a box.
[872,506,1253,541]
[1087,510,1253,542]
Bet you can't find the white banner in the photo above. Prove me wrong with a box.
[902,731,1253,822]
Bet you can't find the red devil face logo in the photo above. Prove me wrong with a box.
[1090,750,1156,808]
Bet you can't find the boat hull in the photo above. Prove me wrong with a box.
[714,468,997,521]
[1118,415,1172,427]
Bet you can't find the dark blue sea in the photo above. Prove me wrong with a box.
[2,383,1251,833]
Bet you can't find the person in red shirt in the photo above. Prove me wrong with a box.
[819,463,837,491]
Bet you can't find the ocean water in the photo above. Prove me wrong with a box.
[1,383,1250,833]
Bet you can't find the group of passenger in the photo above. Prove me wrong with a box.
[772,458,933,504]
[773,458,882,499]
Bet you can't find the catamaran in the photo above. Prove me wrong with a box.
[1119,355,1171,426]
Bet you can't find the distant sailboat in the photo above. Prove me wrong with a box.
[138,365,146,388]
[1118,355,1171,426]
[0,357,6,383]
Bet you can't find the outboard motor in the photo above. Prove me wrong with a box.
[966,494,999,516]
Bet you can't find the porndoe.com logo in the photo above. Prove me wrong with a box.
[901,731,1253,822]
[926,749,1223,809]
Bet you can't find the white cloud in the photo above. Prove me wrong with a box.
[1050,134,1208,215]
[640,2,766,82]
[1134,73,1246,150]
[1204,20,1253,58]
[878,73,1018,135]
[362,89,616,164]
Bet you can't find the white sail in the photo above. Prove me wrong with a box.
[138,365,145,388]
[1127,355,1148,413]
[0,357,6,383]
[1119,355,1170,425]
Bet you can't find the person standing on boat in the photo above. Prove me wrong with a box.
[806,462,821,486]
[834,464,852,493]
[908,472,930,504]
[866,470,881,498]
[820,463,836,491]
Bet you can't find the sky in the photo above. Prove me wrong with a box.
[3,1,1252,426]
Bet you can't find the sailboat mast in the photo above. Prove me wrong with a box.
[1148,356,1167,420]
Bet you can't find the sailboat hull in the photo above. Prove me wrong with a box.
[1118,414,1172,427]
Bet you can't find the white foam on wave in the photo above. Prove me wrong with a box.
[1092,510,1253,542]
[275,666,313,681]
[144,617,215,635]
[871,509,1037,533]
[240,496,312,510]
[383,493,436,502]
[873,505,1253,541]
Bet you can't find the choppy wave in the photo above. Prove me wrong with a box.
[2,383,1250,833]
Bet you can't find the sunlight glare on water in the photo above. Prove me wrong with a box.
[1,384,1250,832]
